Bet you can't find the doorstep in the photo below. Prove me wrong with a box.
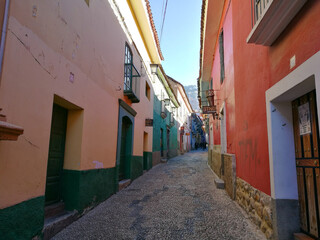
[160,158,168,163]
[43,210,78,240]
[119,179,131,191]
[214,178,225,189]
[294,233,315,240]
[45,202,65,219]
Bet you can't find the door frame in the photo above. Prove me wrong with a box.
[266,51,320,239]
[45,104,68,206]
[116,100,136,183]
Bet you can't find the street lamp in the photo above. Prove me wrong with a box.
[163,98,170,106]
[150,64,158,74]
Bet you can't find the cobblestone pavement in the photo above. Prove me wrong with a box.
[53,150,266,240]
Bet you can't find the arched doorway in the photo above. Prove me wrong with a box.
[119,116,133,181]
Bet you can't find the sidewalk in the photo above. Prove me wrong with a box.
[53,151,265,240]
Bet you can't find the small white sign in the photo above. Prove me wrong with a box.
[298,102,311,135]
[290,55,296,69]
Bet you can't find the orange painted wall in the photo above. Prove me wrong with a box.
[0,0,154,208]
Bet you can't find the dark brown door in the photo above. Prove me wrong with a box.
[292,91,320,238]
[45,104,68,205]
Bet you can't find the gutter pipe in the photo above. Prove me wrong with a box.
[0,0,10,79]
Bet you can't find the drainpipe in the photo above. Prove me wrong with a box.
[0,0,24,141]
[0,0,10,80]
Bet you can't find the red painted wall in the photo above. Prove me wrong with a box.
[209,0,320,195]
[232,0,320,195]
[231,0,271,195]
[268,1,320,86]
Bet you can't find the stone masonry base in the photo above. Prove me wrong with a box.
[236,178,273,239]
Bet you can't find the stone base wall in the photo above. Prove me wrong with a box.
[236,178,273,239]
[208,145,222,178]
[168,148,177,159]
[221,154,236,200]
[152,151,160,166]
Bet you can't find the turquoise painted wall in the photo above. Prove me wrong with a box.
[152,95,178,155]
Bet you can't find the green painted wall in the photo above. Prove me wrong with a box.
[170,125,178,150]
[61,168,116,212]
[153,95,178,157]
[0,196,44,240]
[153,95,164,152]
[143,151,152,170]
[131,155,143,180]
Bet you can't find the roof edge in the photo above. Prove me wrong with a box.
[145,0,164,60]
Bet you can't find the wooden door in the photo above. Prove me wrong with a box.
[160,128,163,157]
[167,128,170,158]
[45,104,68,205]
[292,91,320,238]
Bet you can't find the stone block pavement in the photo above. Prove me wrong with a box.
[53,150,266,240]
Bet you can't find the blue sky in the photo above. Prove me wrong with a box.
[148,0,202,86]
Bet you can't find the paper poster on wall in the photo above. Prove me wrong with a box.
[298,102,312,135]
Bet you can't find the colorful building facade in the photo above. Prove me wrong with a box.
[199,0,320,239]
[0,0,162,238]
[167,76,194,154]
[150,65,179,164]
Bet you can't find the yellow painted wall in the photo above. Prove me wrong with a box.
[0,0,154,208]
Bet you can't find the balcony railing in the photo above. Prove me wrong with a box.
[248,0,307,45]
[124,63,140,103]
[251,0,271,26]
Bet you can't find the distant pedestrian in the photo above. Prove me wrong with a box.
[202,141,206,150]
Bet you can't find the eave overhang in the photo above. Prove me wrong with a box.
[127,0,163,64]
[157,66,180,108]
[199,0,225,83]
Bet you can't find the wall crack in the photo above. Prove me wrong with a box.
[8,28,57,80]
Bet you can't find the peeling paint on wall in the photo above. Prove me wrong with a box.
[93,161,103,169]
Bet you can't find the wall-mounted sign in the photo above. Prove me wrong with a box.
[207,89,215,97]
[145,118,153,127]
[298,103,311,135]
[202,106,217,114]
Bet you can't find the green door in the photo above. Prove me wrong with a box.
[45,104,68,205]
[160,128,163,157]
[119,117,132,181]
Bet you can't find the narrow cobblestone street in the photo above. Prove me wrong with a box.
[53,151,265,240]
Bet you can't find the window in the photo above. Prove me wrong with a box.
[123,43,140,103]
[124,43,133,91]
[219,30,225,84]
[145,81,150,100]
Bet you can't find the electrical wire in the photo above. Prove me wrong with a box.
[160,0,165,25]
[159,0,169,44]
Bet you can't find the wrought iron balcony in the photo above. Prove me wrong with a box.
[247,0,307,45]
[124,63,140,103]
